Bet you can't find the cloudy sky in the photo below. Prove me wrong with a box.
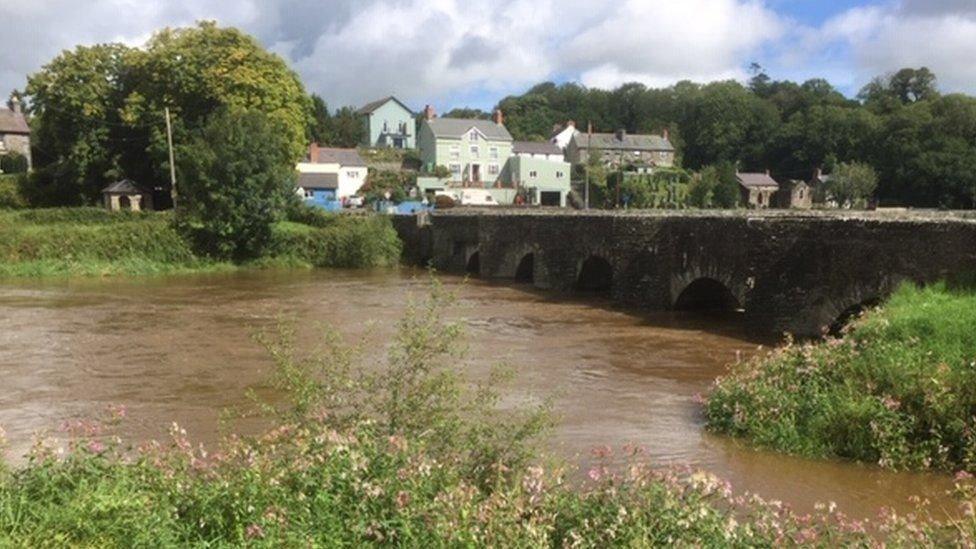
[2,0,975,111]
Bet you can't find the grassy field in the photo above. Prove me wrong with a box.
[705,282,976,472]
[0,207,402,278]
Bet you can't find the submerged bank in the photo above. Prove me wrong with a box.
[706,282,976,473]
[0,208,401,277]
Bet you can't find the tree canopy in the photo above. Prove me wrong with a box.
[24,22,311,206]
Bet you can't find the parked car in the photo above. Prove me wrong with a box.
[345,196,364,208]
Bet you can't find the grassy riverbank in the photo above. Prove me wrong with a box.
[0,208,401,277]
[706,282,976,472]
[3,285,976,546]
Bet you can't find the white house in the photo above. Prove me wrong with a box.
[549,120,579,151]
[513,141,564,162]
[296,144,368,200]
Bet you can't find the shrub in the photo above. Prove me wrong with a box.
[0,175,26,209]
[268,215,402,268]
[176,108,296,261]
[0,152,28,174]
[705,282,976,471]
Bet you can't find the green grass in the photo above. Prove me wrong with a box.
[0,208,402,278]
[2,283,976,546]
[705,282,976,471]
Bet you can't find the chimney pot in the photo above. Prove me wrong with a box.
[662,127,669,141]
[567,120,575,128]
[765,168,771,177]
[10,95,21,114]
[423,104,435,121]
[493,109,504,125]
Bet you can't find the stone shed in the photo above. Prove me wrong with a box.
[102,179,153,211]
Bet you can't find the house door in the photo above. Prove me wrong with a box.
[393,137,404,148]
[471,164,481,183]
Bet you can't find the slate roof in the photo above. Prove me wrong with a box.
[425,118,513,141]
[356,96,414,116]
[101,179,148,194]
[297,172,339,190]
[736,172,780,189]
[0,108,29,135]
[572,132,673,152]
[513,141,562,156]
[314,147,366,167]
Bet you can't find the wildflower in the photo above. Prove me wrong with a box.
[86,440,106,454]
[245,524,264,539]
[396,491,411,509]
[956,470,973,481]
[587,467,603,482]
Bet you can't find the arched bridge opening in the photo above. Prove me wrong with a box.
[466,251,481,276]
[515,253,535,283]
[674,278,742,312]
[828,297,880,337]
[576,256,613,294]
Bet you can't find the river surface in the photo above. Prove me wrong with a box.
[0,268,954,519]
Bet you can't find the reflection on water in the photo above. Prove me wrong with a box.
[0,268,954,519]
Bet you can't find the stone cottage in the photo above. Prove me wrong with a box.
[0,96,31,170]
[774,179,812,209]
[566,129,674,168]
[736,171,779,209]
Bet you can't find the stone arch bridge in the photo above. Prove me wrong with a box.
[393,209,976,336]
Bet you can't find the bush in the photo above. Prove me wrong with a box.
[705,282,976,471]
[0,152,28,174]
[268,215,401,268]
[0,175,26,209]
[176,108,297,261]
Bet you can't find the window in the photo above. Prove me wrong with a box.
[488,163,499,175]
[449,163,461,175]
[450,145,460,160]
[556,171,564,178]
[304,189,313,198]
[347,171,360,178]
[468,131,479,142]
[470,145,479,156]
[489,147,498,159]
[529,170,538,178]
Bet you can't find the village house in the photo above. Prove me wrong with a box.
[774,179,812,209]
[357,96,415,149]
[418,106,513,187]
[736,171,780,209]
[296,145,368,205]
[506,141,571,206]
[566,128,674,169]
[0,96,31,170]
[549,120,579,151]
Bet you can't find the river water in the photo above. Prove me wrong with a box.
[0,268,954,519]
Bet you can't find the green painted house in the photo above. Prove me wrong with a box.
[418,108,513,187]
[357,96,415,149]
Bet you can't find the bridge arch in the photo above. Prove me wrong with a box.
[673,277,742,311]
[515,253,535,283]
[466,250,481,276]
[827,297,881,336]
[576,255,614,293]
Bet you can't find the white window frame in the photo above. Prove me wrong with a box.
[449,163,461,175]
[529,170,538,178]
[449,145,460,160]
[346,171,360,178]
[470,144,479,156]
[489,146,498,159]
[488,163,499,176]
[556,171,564,178]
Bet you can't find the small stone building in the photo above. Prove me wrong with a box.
[0,96,31,170]
[102,179,153,211]
[736,171,779,209]
[774,180,812,209]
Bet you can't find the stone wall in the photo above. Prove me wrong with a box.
[394,209,976,336]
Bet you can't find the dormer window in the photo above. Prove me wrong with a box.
[468,130,478,142]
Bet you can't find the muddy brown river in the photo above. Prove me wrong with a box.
[0,268,954,519]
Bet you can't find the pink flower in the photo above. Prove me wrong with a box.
[86,440,106,454]
[246,524,264,539]
[955,470,973,481]
[587,467,604,482]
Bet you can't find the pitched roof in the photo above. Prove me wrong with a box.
[356,96,414,116]
[297,172,338,190]
[513,141,562,156]
[425,118,513,141]
[313,147,366,167]
[0,108,29,135]
[736,172,780,189]
[572,132,673,152]
[101,179,148,194]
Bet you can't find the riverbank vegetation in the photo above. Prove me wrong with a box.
[706,282,976,472]
[0,207,401,278]
[3,283,976,546]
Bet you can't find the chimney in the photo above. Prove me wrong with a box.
[615,128,626,141]
[493,109,504,126]
[662,127,669,141]
[10,95,21,114]
[309,142,319,163]
[765,168,771,177]
[567,120,575,128]
[813,166,822,181]
[423,104,435,121]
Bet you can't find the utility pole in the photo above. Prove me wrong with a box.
[584,121,592,210]
[165,107,178,209]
